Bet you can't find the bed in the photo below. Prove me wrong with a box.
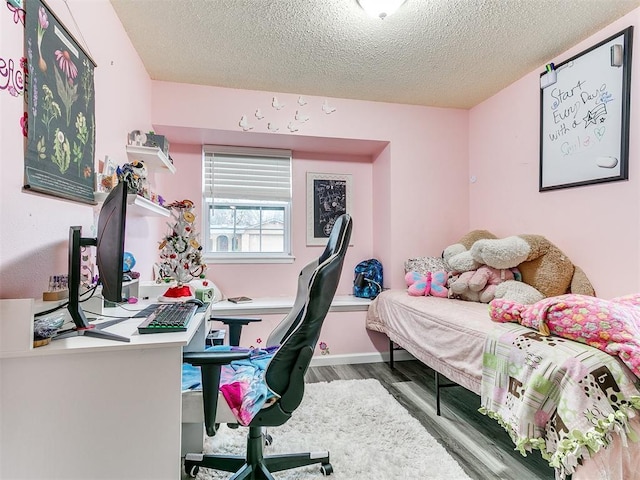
[366,289,640,480]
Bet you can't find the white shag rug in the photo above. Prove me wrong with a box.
[198,378,471,479]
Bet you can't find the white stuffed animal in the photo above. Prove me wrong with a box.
[442,230,497,272]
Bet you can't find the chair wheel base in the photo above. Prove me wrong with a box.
[321,462,333,476]
[185,462,199,478]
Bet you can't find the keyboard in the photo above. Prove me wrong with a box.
[136,303,198,334]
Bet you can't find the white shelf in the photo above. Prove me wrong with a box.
[125,145,176,174]
[93,192,170,217]
[127,194,170,217]
[94,144,173,217]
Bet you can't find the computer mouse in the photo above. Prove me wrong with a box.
[185,298,205,307]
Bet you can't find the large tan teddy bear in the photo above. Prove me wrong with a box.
[470,234,595,303]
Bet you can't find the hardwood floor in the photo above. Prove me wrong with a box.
[305,360,554,480]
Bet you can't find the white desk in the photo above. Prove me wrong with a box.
[0,299,210,480]
[211,294,371,316]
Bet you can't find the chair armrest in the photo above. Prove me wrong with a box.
[210,316,263,325]
[183,351,250,366]
[183,351,251,436]
[210,316,263,346]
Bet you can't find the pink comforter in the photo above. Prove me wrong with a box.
[490,293,640,378]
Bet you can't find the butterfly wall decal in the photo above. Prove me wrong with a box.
[322,99,336,114]
[239,115,254,131]
[7,1,25,25]
[272,96,285,110]
[295,110,310,123]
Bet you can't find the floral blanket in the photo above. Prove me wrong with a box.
[480,323,640,478]
[182,345,280,426]
[490,293,640,377]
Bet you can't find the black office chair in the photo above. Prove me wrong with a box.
[183,214,352,479]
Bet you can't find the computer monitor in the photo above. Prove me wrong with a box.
[64,181,130,342]
[96,181,127,305]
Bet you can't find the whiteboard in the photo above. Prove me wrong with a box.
[539,27,633,191]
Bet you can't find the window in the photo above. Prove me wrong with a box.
[216,235,229,252]
[203,146,292,262]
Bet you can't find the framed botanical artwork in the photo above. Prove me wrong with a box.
[23,0,96,203]
[306,172,352,246]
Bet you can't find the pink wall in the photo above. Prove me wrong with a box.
[148,86,468,357]
[469,8,640,299]
[150,82,470,293]
[0,0,158,300]
[156,145,375,298]
[155,141,385,356]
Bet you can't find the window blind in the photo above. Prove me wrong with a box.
[203,146,292,202]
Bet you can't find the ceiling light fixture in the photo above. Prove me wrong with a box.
[357,0,406,19]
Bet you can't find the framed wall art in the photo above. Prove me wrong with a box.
[306,172,352,246]
[23,0,96,203]
[539,26,633,191]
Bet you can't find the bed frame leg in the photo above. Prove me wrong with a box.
[389,337,395,369]
[435,371,442,416]
[435,371,459,416]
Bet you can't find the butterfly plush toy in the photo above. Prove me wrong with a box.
[405,270,449,298]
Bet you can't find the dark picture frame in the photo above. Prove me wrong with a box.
[306,172,352,246]
[539,27,633,191]
[24,0,97,203]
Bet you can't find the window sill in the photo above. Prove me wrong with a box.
[203,254,295,265]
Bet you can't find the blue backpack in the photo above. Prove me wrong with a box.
[353,259,383,299]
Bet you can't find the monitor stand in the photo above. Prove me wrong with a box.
[54,317,131,343]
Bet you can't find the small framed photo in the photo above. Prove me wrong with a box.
[306,172,352,246]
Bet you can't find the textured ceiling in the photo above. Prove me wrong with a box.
[110,0,639,109]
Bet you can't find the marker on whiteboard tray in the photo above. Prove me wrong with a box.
[540,64,557,89]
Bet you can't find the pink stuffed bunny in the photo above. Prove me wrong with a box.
[468,265,516,303]
[449,266,515,303]
[448,271,481,302]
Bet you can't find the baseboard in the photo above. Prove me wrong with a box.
[310,350,415,367]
